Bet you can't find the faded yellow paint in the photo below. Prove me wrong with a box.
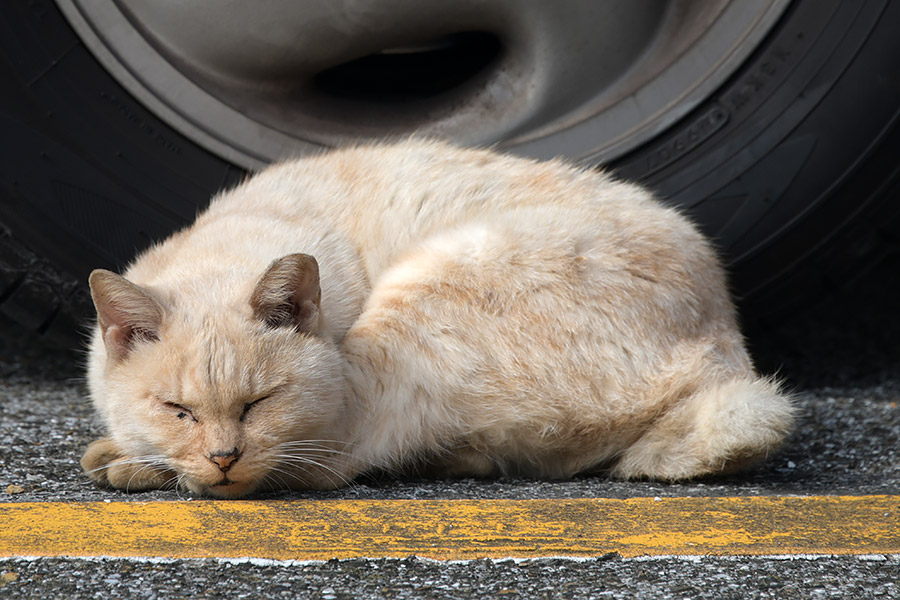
[0,495,897,560]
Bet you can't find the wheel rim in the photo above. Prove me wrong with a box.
[56,0,790,170]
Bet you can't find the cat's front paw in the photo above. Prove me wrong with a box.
[81,437,176,492]
[81,437,121,485]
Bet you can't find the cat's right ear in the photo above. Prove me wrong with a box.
[88,270,164,361]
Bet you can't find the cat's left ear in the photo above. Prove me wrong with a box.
[250,253,321,334]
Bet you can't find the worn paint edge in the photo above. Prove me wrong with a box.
[2,554,900,566]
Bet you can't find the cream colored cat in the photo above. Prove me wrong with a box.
[81,139,793,498]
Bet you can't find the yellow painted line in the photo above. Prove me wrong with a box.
[0,495,897,560]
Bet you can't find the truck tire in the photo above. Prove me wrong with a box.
[1,0,898,346]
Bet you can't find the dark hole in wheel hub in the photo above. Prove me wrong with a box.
[314,32,503,103]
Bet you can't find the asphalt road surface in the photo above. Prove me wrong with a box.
[0,255,898,598]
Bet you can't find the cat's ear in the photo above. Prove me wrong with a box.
[250,253,321,334]
[88,270,164,361]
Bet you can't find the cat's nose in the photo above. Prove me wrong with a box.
[208,447,241,472]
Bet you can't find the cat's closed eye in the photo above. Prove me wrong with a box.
[164,401,198,422]
[240,395,271,422]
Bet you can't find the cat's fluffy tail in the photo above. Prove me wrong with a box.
[612,377,794,480]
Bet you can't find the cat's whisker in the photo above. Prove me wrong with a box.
[289,464,346,491]
[270,442,380,470]
[270,446,344,456]
[268,438,375,475]
[271,452,356,476]
[274,438,358,447]
[268,446,377,490]
[269,449,355,463]
[83,464,112,477]
[263,464,313,490]
[270,454,355,488]
[173,473,191,497]
[272,440,359,454]
[83,454,170,478]
[264,469,299,491]
[162,473,182,494]
[264,455,326,483]
[122,458,170,493]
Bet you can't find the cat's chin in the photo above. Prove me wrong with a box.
[186,478,260,499]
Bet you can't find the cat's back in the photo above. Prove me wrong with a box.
[200,139,702,270]
[218,138,604,218]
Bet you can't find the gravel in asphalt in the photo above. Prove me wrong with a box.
[1,555,899,599]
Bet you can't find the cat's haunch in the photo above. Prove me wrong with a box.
[82,139,793,498]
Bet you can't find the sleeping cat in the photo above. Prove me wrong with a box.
[81,139,793,498]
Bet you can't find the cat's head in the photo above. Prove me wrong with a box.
[86,254,355,498]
